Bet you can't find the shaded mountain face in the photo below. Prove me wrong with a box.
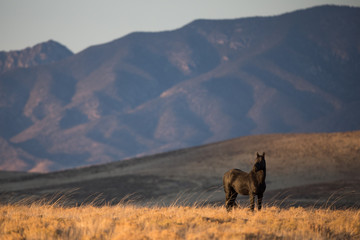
[1,5,360,172]
[0,40,73,74]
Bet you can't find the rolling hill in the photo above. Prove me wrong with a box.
[0,5,360,172]
[1,131,359,207]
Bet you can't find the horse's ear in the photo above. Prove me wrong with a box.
[257,152,260,157]
[263,152,265,157]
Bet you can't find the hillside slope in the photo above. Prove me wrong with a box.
[1,131,359,207]
[1,6,360,171]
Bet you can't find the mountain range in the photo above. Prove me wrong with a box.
[0,5,359,172]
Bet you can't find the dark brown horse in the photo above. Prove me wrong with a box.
[223,152,266,211]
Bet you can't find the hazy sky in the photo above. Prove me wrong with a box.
[1,0,360,53]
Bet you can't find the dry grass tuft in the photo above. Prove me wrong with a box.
[1,201,359,240]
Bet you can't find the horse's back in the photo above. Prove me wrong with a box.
[223,168,248,185]
[224,168,247,176]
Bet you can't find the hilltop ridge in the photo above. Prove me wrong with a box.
[1,131,359,206]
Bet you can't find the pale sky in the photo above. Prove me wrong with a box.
[1,0,360,53]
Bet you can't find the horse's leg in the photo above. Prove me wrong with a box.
[249,193,255,211]
[257,193,263,210]
[224,185,232,211]
[225,187,238,212]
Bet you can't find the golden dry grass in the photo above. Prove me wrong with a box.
[1,202,359,240]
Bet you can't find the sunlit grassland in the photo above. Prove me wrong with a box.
[1,202,359,240]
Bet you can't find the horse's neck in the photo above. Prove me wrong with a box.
[252,169,266,183]
[257,170,266,183]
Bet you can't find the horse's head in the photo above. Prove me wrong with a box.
[254,152,266,172]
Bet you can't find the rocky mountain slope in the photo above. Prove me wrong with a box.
[0,6,359,172]
[0,40,73,74]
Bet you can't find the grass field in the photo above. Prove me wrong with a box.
[1,201,359,240]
